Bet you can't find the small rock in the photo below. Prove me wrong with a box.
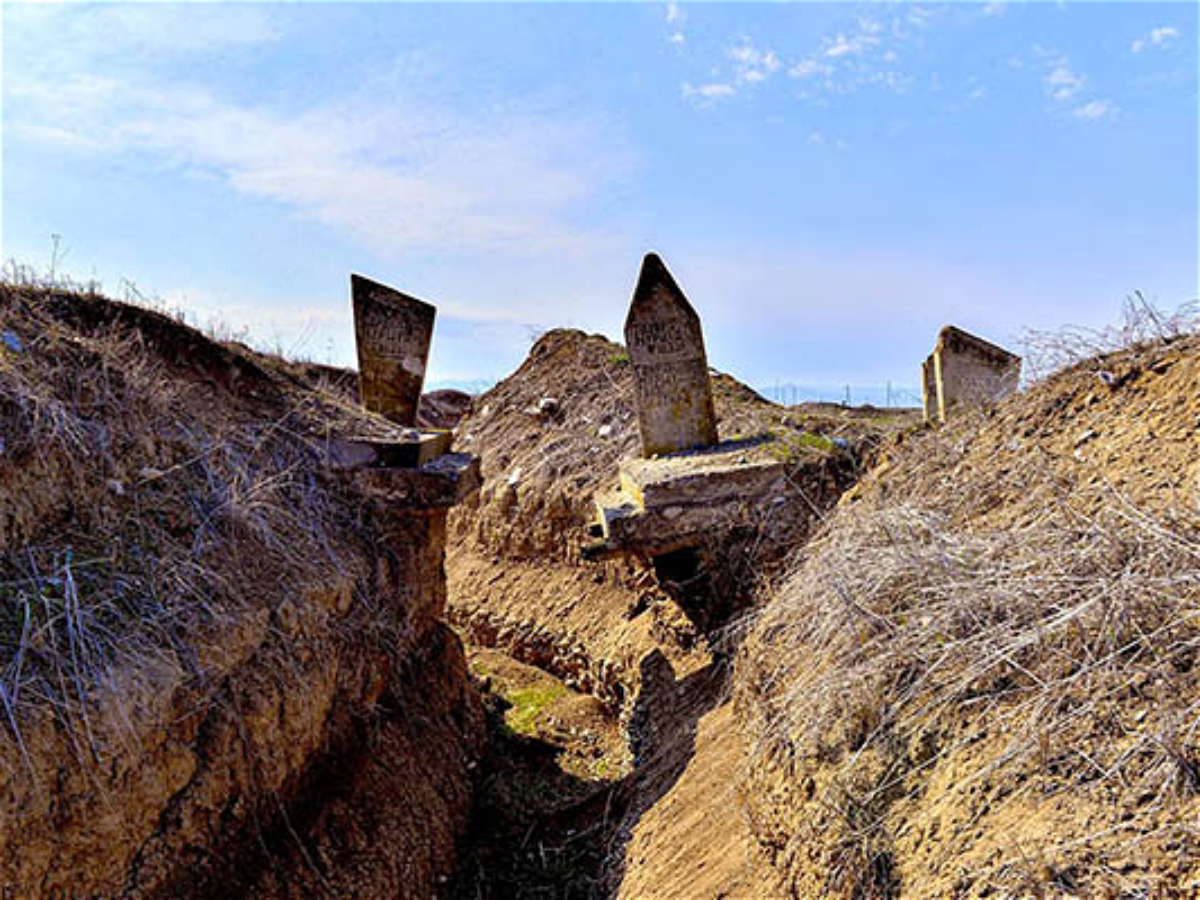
[506,467,522,487]
[537,397,560,416]
[598,424,613,439]
[1095,370,1116,387]
[106,479,126,496]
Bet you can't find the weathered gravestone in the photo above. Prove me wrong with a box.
[624,253,718,457]
[351,273,436,427]
[922,325,1021,424]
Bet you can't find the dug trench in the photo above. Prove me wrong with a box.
[0,287,911,898]
[442,329,915,898]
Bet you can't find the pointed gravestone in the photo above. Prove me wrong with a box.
[351,273,436,428]
[624,253,718,457]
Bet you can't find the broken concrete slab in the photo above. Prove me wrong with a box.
[625,253,718,458]
[351,273,436,427]
[585,437,792,559]
[325,431,453,470]
[336,451,481,509]
[922,325,1021,424]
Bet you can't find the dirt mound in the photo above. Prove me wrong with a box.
[445,328,906,706]
[420,388,474,430]
[0,284,483,898]
[444,328,917,897]
[736,333,1200,898]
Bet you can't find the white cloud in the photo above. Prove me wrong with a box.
[789,58,832,79]
[666,2,685,26]
[1072,99,1118,121]
[682,82,736,104]
[5,3,283,63]
[825,32,880,59]
[727,40,782,87]
[981,2,1008,17]
[669,32,686,46]
[1044,63,1085,100]
[1131,26,1180,53]
[8,56,634,261]
[679,8,923,107]
[906,6,936,29]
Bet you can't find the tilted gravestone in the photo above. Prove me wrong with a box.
[922,325,1021,424]
[624,253,718,457]
[351,274,436,428]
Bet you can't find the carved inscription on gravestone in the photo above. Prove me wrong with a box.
[624,253,718,457]
[351,273,436,427]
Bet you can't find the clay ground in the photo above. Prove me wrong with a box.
[441,329,920,898]
[448,641,780,900]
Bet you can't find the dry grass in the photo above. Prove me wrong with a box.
[0,278,372,769]
[738,318,1200,897]
[742,484,1200,897]
[1020,293,1200,381]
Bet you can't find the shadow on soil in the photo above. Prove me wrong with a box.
[450,651,728,900]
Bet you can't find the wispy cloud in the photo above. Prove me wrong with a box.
[823,24,881,60]
[682,82,736,105]
[1131,26,1180,54]
[682,38,782,104]
[729,40,782,85]
[6,7,635,260]
[1028,48,1117,123]
[1072,99,1118,122]
[665,2,686,46]
[785,14,910,98]
[6,2,284,64]
[1044,62,1086,100]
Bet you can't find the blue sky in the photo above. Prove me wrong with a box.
[2,2,1196,393]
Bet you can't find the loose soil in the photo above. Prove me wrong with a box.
[444,328,919,897]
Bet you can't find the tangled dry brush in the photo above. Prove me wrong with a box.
[738,302,1200,897]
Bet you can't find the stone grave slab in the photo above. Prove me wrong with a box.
[584,437,791,559]
[922,325,1021,423]
[351,273,436,427]
[325,431,453,470]
[624,253,718,457]
[333,451,481,510]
